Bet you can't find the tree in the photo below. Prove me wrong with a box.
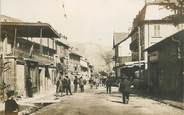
[99,50,113,72]
[164,0,184,14]
[163,0,184,23]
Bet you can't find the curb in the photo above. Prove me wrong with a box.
[160,100,184,110]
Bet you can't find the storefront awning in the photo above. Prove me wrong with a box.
[121,61,146,69]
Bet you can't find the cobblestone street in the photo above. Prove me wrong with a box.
[31,87,184,115]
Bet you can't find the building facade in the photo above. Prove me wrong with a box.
[146,30,184,101]
[0,16,60,99]
[55,36,70,79]
[80,57,90,80]
[68,50,81,80]
[130,2,184,63]
[113,32,131,77]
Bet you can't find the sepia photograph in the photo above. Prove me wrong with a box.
[0,0,184,115]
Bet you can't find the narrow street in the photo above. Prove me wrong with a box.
[31,87,184,115]
[1,1,184,115]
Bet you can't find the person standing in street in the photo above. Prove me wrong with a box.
[56,77,63,97]
[62,77,67,95]
[79,77,84,92]
[119,75,131,104]
[102,76,106,86]
[73,76,78,93]
[106,76,112,94]
[5,90,19,115]
[94,77,99,89]
[89,77,94,89]
[65,76,72,95]
[27,77,33,97]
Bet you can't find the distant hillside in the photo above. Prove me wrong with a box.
[71,42,113,71]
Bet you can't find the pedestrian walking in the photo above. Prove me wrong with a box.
[89,77,93,89]
[119,75,131,104]
[65,76,72,95]
[56,77,63,96]
[73,76,78,93]
[106,76,112,94]
[83,79,87,85]
[5,90,19,115]
[102,77,106,86]
[94,77,99,89]
[79,77,84,92]
[27,77,33,97]
[62,77,67,94]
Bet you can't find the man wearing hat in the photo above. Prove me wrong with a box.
[119,74,131,104]
[5,90,19,115]
[27,77,33,97]
[65,76,72,95]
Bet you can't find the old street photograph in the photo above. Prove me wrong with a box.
[0,0,184,115]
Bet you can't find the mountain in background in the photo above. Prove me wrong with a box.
[71,42,113,71]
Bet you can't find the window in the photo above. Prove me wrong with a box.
[153,24,160,37]
[177,24,184,31]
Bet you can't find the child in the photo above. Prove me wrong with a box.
[5,90,19,115]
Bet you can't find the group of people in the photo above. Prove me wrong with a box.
[88,77,100,89]
[56,76,72,96]
[74,76,86,93]
[56,75,87,96]
[3,73,132,115]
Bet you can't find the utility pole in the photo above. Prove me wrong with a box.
[138,26,142,79]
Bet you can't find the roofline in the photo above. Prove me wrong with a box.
[56,40,70,48]
[142,19,184,24]
[115,17,183,48]
[69,52,82,57]
[0,22,60,38]
[113,33,128,48]
[113,28,137,48]
[146,2,175,6]
[145,29,184,51]
[0,15,22,22]
[133,19,184,29]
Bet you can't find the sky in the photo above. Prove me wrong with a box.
[1,0,145,48]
